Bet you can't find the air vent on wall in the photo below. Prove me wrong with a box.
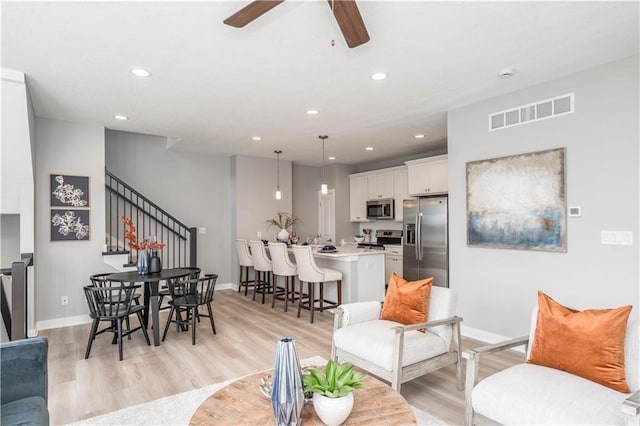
[489,93,574,131]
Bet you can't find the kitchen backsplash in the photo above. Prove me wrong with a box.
[357,221,403,242]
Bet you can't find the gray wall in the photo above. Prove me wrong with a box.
[1,214,20,266]
[35,118,106,323]
[232,155,293,241]
[292,163,359,243]
[327,164,359,243]
[292,164,320,241]
[106,130,232,283]
[231,155,293,286]
[448,55,639,339]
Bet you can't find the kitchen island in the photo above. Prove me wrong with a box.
[305,245,385,304]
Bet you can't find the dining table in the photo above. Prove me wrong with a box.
[106,268,192,346]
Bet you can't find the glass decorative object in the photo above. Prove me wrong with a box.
[271,337,305,426]
[136,249,150,274]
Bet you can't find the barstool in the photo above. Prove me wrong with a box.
[235,239,255,296]
[248,240,273,304]
[292,245,342,323]
[268,242,297,312]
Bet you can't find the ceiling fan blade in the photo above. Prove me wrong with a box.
[223,1,285,28]
[327,0,370,48]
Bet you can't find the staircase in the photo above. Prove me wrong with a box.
[104,169,197,270]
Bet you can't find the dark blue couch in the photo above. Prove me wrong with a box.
[1,336,49,425]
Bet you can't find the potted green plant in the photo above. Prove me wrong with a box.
[302,360,365,426]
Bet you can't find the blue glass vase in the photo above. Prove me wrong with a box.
[271,337,305,426]
[136,250,150,274]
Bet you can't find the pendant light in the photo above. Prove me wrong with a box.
[274,150,282,200]
[319,135,328,195]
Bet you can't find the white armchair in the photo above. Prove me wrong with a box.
[463,308,639,425]
[331,286,462,392]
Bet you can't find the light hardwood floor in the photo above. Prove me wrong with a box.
[41,289,524,425]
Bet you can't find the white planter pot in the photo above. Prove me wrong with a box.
[277,228,290,240]
[312,392,354,426]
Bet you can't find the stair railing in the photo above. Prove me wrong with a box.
[1,253,33,341]
[105,169,197,268]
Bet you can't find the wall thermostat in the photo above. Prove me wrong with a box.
[568,206,582,217]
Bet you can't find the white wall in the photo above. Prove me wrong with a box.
[34,118,106,325]
[448,55,639,339]
[2,69,37,334]
[1,69,35,253]
[105,130,232,283]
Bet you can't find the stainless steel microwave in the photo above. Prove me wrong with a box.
[366,199,394,220]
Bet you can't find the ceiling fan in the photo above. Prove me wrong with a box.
[223,0,370,48]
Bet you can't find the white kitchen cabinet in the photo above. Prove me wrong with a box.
[406,155,448,196]
[367,171,394,200]
[384,246,403,285]
[393,168,409,221]
[349,175,369,222]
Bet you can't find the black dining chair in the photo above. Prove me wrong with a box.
[90,273,141,305]
[83,282,150,361]
[162,274,218,345]
[158,267,201,310]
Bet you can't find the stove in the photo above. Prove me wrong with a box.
[357,230,402,250]
[357,242,385,250]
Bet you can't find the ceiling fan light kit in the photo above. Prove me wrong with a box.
[224,0,370,48]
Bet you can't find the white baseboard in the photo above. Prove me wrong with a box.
[35,283,239,332]
[37,314,92,331]
[216,282,237,291]
[461,325,526,353]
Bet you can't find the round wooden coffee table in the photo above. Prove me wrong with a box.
[190,370,416,425]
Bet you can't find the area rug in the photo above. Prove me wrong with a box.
[72,356,446,425]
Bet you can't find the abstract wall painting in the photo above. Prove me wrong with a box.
[51,209,90,241]
[466,148,566,252]
[50,174,89,207]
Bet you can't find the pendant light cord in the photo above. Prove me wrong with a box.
[319,135,328,184]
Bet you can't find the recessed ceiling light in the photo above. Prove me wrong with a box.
[130,68,151,77]
[307,109,319,115]
[365,147,374,151]
[415,134,425,139]
[113,114,129,120]
[252,136,262,141]
[328,156,336,160]
[370,72,387,81]
[497,68,514,79]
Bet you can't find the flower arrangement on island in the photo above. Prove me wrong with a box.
[265,211,300,230]
[120,216,166,251]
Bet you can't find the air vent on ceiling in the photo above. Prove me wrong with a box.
[489,93,574,131]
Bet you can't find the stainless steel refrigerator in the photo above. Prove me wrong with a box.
[403,196,448,287]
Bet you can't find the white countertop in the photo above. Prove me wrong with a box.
[303,245,385,259]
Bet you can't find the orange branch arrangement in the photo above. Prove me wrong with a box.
[120,216,166,251]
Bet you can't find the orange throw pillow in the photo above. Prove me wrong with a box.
[381,273,433,325]
[528,291,632,393]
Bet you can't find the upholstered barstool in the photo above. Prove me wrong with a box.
[235,239,255,296]
[268,242,297,312]
[248,240,273,304]
[292,245,342,323]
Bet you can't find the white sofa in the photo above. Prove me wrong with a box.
[463,308,639,425]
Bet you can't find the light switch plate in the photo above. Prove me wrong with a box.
[601,231,633,245]
[568,206,581,217]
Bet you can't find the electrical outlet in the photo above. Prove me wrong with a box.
[61,296,69,305]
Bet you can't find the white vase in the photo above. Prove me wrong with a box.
[277,228,290,241]
[312,392,354,426]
